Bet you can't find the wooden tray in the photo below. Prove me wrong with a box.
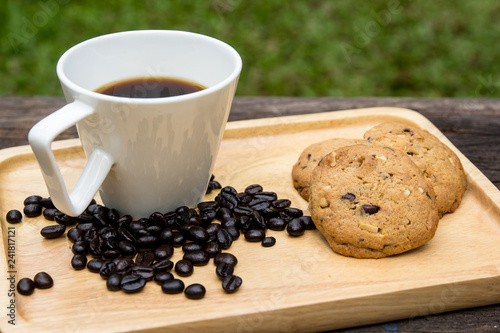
[1,107,499,332]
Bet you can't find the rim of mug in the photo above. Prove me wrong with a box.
[56,30,242,104]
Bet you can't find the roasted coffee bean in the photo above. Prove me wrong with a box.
[78,223,96,233]
[187,215,203,226]
[205,223,221,236]
[34,272,53,289]
[172,231,186,247]
[200,208,217,223]
[254,191,277,202]
[6,210,22,224]
[132,265,155,281]
[239,216,252,232]
[175,259,194,277]
[183,250,210,266]
[86,203,100,215]
[17,278,35,295]
[116,215,133,227]
[136,235,159,249]
[205,242,221,258]
[188,226,209,243]
[99,261,116,279]
[184,283,206,300]
[154,272,174,285]
[214,253,238,267]
[342,193,356,201]
[152,259,174,272]
[67,228,84,243]
[77,212,94,224]
[222,275,242,293]
[233,206,253,217]
[121,274,146,293]
[116,227,136,245]
[261,208,280,219]
[106,274,122,291]
[92,214,109,229]
[248,199,270,211]
[39,197,55,209]
[24,195,42,206]
[129,220,146,233]
[262,236,276,247]
[100,227,118,240]
[87,238,102,257]
[244,184,263,195]
[216,229,233,250]
[251,210,266,229]
[72,240,88,255]
[216,262,234,280]
[221,217,239,229]
[362,205,380,215]
[154,244,174,260]
[267,217,286,231]
[245,229,266,242]
[107,208,119,224]
[159,228,173,243]
[118,241,137,257]
[24,203,42,218]
[197,200,219,211]
[162,279,185,294]
[236,192,253,204]
[114,257,134,273]
[55,214,75,226]
[271,199,291,210]
[221,186,237,196]
[279,213,294,223]
[216,207,233,221]
[149,212,167,227]
[42,208,59,221]
[87,258,106,273]
[179,223,193,234]
[40,225,66,239]
[220,192,238,209]
[72,254,88,270]
[210,180,222,190]
[298,216,316,230]
[135,251,155,266]
[284,207,303,218]
[224,226,240,240]
[287,218,305,237]
[93,205,109,217]
[183,242,204,252]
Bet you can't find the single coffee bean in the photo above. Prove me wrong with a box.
[200,208,217,223]
[102,249,120,260]
[183,250,210,266]
[197,200,219,211]
[236,192,253,204]
[253,191,277,202]
[118,241,137,257]
[135,251,155,266]
[172,231,186,247]
[116,215,133,227]
[71,254,88,270]
[100,227,118,240]
[106,274,122,291]
[24,203,42,218]
[251,210,266,229]
[267,218,286,231]
[33,272,53,289]
[342,193,356,202]
[152,259,174,272]
[67,228,84,243]
[239,216,252,232]
[216,229,233,250]
[99,261,116,279]
[216,262,234,280]
[39,197,55,208]
[17,278,35,295]
[287,218,305,237]
[175,259,194,277]
[184,283,206,300]
[279,212,294,223]
[214,253,238,267]
[224,226,240,240]
[271,199,291,210]
[72,240,88,255]
[188,226,209,243]
[78,223,96,233]
[161,279,185,294]
[298,216,316,230]
[244,184,263,195]
[248,199,270,211]
[40,225,66,239]
[221,186,237,196]
[114,257,134,274]
[205,242,221,258]
[262,236,276,247]
[182,242,204,252]
[221,217,240,229]
[245,229,266,242]
[117,226,136,244]
[222,275,242,293]
[121,274,146,293]
[76,212,94,224]
[154,244,174,260]
[136,235,159,249]
[284,207,303,218]
[87,258,106,273]
[233,206,253,217]
[55,214,75,226]
[6,210,22,224]
[216,207,233,221]
[131,265,155,281]
[362,204,380,215]
[261,208,280,219]
[24,195,42,206]
[154,272,174,285]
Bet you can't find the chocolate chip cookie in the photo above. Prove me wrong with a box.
[309,144,439,259]
[292,138,357,201]
[363,122,467,216]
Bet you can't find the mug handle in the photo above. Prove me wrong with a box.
[28,100,115,216]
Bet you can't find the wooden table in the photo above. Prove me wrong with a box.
[1,96,499,332]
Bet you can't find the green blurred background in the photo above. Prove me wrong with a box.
[1,0,499,98]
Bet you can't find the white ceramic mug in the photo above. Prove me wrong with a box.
[29,30,242,218]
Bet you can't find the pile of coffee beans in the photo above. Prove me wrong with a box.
[10,178,315,300]
[17,272,54,295]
